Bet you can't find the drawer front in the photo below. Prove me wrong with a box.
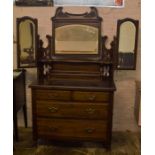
[34,89,71,101]
[72,91,110,102]
[37,118,108,141]
[36,101,109,119]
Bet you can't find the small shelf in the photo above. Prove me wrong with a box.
[38,59,113,65]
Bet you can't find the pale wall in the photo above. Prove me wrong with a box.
[13,0,141,131]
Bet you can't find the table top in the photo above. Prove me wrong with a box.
[30,79,116,92]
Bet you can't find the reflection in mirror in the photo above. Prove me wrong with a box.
[117,19,139,70]
[55,24,99,54]
[17,17,37,68]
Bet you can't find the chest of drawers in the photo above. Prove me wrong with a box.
[30,81,116,149]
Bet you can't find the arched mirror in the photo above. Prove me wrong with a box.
[116,18,139,70]
[17,17,38,68]
[51,7,102,61]
[55,24,99,55]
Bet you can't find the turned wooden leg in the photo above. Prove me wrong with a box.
[23,104,28,128]
[13,113,18,141]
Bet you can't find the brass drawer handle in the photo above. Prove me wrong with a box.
[48,127,58,132]
[86,108,96,114]
[88,95,96,101]
[85,128,95,133]
[48,107,58,113]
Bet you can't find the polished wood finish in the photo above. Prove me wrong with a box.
[36,101,109,120]
[30,81,116,149]
[30,7,116,149]
[35,89,71,101]
[37,118,108,141]
[72,91,110,102]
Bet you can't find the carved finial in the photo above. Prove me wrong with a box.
[90,7,98,16]
[54,7,69,18]
[84,7,99,18]
[55,7,63,16]
[102,36,114,63]
[53,7,100,19]
[110,36,116,48]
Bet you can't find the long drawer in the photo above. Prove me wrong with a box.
[72,91,110,102]
[36,101,109,119]
[37,118,108,141]
[34,89,71,101]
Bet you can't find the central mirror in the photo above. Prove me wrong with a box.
[55,24,99,54]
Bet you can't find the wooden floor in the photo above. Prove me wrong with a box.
[14,128,141,155]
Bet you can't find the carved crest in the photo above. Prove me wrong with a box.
[52,7,102,20]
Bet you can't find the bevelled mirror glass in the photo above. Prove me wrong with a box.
[116,18,139,70]
[17,17,38,68]
[55,24,99,54]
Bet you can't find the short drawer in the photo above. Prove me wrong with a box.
[72,91,110,102]
[37,118,108,141]
[36,101,109,119]
[34,89,71,101]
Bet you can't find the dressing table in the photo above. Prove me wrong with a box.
[17,7,117,149]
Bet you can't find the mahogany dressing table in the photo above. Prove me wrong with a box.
[28,7,116,149]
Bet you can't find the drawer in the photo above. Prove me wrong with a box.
[37,118,108,141]
[34,89,71,101]
[72,91,110,102]
[36,101,109,119]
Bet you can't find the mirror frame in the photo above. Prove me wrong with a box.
[116,18,139,70]
[51,7,103,61]
[17,16,38,68]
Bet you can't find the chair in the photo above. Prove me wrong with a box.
[13,69,27,141]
